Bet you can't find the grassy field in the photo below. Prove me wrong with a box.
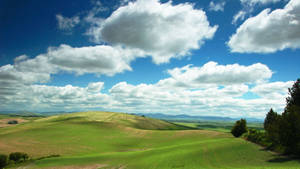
[0,111,299,169]
[173,121,264,133]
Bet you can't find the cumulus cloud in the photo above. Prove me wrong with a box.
[1,82,111,111]
[209,1,226,12]
[228,0,300,53]
[56,14,80,32]
[164,62,272,87]
[107,78,290,118]
[0,61,293,118]
[87,0,217,64]
[14,55,28,63]
[45,44,144,75]
[15,44,144,77]
[87,82,104,92]
[251,81,294,98]
[0,44,145,99]
[0,64,51,85]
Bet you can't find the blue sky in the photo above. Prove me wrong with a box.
[0,0,299,118]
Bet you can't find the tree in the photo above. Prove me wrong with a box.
[9,152,28,163]
[264,108,277,130]
[279,105,300,155]
[21,153,29,161]
[231,119,247,137]
[7,120,18,124]
[279,79,300,155]
[285,78,300,110]
[264,109,281,145]
[0,154,7,169]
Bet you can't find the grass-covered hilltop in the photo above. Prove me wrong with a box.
[0,111,299,169]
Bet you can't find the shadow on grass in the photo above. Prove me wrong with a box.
[255,146,300,164]
[260,149,300,164]
[268,155,300,164]
[268,156,295,163]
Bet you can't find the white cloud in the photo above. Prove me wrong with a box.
[18,82,110,111]
[56,14,80,32]
[241,0,283,6]
[14,44,144,77]
[87,82,104,93]
[0,61,293,118]
[165,62,272,87]
[232,0,285,24]
[14,55,28,63]
[251,81,294,98]
[0,64,51,85]
[107,79,289,118]
[209,1,226,12]
[232,10,247,24]
[0,44,145,99]
[45,44,144,76]
[228,0,300,53]
[87,0,217,64]
[84,1,108,25]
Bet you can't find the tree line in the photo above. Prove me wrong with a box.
[231,78,300,157]
[0,152,29,169]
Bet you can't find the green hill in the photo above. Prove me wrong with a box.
[0,111,299,169]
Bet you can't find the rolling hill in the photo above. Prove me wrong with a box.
[0,111,299,169]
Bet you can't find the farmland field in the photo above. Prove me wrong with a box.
[0,111,299,169]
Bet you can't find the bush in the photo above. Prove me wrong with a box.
[9,152,28,163]
[231,119,248,137]
[245,129,269,146]
[7,120,18,124]
[0,154,8,169]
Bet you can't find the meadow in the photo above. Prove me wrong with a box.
[0,111,299,169]
[173,121,264,133]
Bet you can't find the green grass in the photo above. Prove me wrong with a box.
[0,111,298,169]
[174,121,264,133]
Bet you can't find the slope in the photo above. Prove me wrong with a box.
[0,111,298,169]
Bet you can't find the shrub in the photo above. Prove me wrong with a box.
[7,120,18,124]
[231,119,247,137]
[0,154,8,169]
[9,152,28,163]
[245,129,269,146]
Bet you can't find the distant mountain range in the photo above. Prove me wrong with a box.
[133,113,263,122]
[0,110,73,117]
[0,110,263,122]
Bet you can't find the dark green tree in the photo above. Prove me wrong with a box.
[264,108,277,130]
[280,105,300,155]
[9,152,28,163]
[21,153,29,161]
[7,120,18,124]
[279,79,300,155]
[231,119,248,137]
[0,154,8,169]
[285,78,300,110]
[264,108,281,145]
